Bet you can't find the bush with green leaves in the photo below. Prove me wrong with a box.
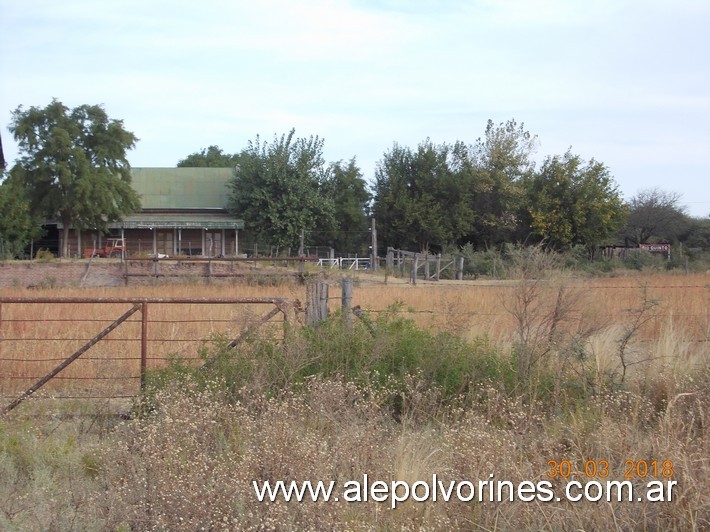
[142,304,596,417]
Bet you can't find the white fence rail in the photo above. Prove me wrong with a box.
[317,257,371,270]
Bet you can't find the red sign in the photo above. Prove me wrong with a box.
[639,243,670,252]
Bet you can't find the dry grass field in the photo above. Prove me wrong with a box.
[0,269,708,530]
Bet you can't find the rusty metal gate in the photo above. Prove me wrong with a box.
[0,297,291,414]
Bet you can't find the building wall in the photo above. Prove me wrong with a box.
[60,228,242,258]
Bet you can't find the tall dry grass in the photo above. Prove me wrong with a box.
[1,373,706,530]
[0,270,708,530]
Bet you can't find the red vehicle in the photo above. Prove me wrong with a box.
[83,237,126,258]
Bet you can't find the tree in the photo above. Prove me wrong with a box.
[467,119,537,248]
[372,139,475,252]
[0,131,6,169]
[684,216,710,250]
[316,158,371,254]
[622,188,689,245]
[0,169,44,258]
[228,129,335,250]
[9,99,140,257]
[177,145,239,167]
[524,150,626,251]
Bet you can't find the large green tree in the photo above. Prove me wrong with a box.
[467,119,537,248]
[177,145,239,167]
[9,99,140,257]
[228,129,335,250]
[684,216,710,250]
[371,120,537,253]
[621,188,689,245]
[316,158,371,254]
[0,131,6,169]
[0,169,43,258]
[372,139,475,252]
[523,150,626,251]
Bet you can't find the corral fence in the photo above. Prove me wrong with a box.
[385,247,465,283]
[121,256,319,284]
[0,296,291,414]
[316,257,372,270]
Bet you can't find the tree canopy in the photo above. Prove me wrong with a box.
[372,120,538,252]
[0,131,6,170]
[373,139,475,252]
[174,120,704,259]
[0,172,43,258]
[9,99,140,257]
[466,119,537,247]
[177,145,239,168]
[621,188,689,245]
[228,129,335,251]
[317,158,371,254]
[523,151,626,250]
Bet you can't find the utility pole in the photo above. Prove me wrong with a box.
[370,218,379,271]
[298,229,305,257]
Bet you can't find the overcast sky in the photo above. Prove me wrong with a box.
[1,0,708,216]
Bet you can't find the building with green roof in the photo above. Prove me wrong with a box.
[62,168,245,258]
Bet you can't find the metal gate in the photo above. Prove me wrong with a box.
[0,297,291,414]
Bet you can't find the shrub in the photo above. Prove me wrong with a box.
[34,249,55,262]
[143,305,576,417]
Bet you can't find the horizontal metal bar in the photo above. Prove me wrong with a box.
[124,256,318,262]
[0,318,136,323]
[0,395,139,400]
[2,375,140,380]
[0,337,141,342]
[0,297,289,304]
[0,357,140,362]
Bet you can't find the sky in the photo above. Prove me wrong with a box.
[1,0,708,216]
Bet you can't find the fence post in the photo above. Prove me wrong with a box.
[370,218,379,272]
[319,282,329,321]
[412,253,418,285]
[436,254,441,280]
[341,278,353,329]
[306,281,329,325]
[141,302,148,389]
[424,254,430,280]
[456,256,464,280]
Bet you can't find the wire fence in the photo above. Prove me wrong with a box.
[1,280,708,409]
[0,297,291,411]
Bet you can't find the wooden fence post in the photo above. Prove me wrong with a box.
[141,302,148,389]
[456,256,464,280]
[319,282,329,321]
[371,218,379,271]
[412,253,418,285]
[341,278,353,329]
[306,281,329,325]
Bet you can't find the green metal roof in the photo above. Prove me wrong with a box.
[130,167,235,209]
[111,212,244,230]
